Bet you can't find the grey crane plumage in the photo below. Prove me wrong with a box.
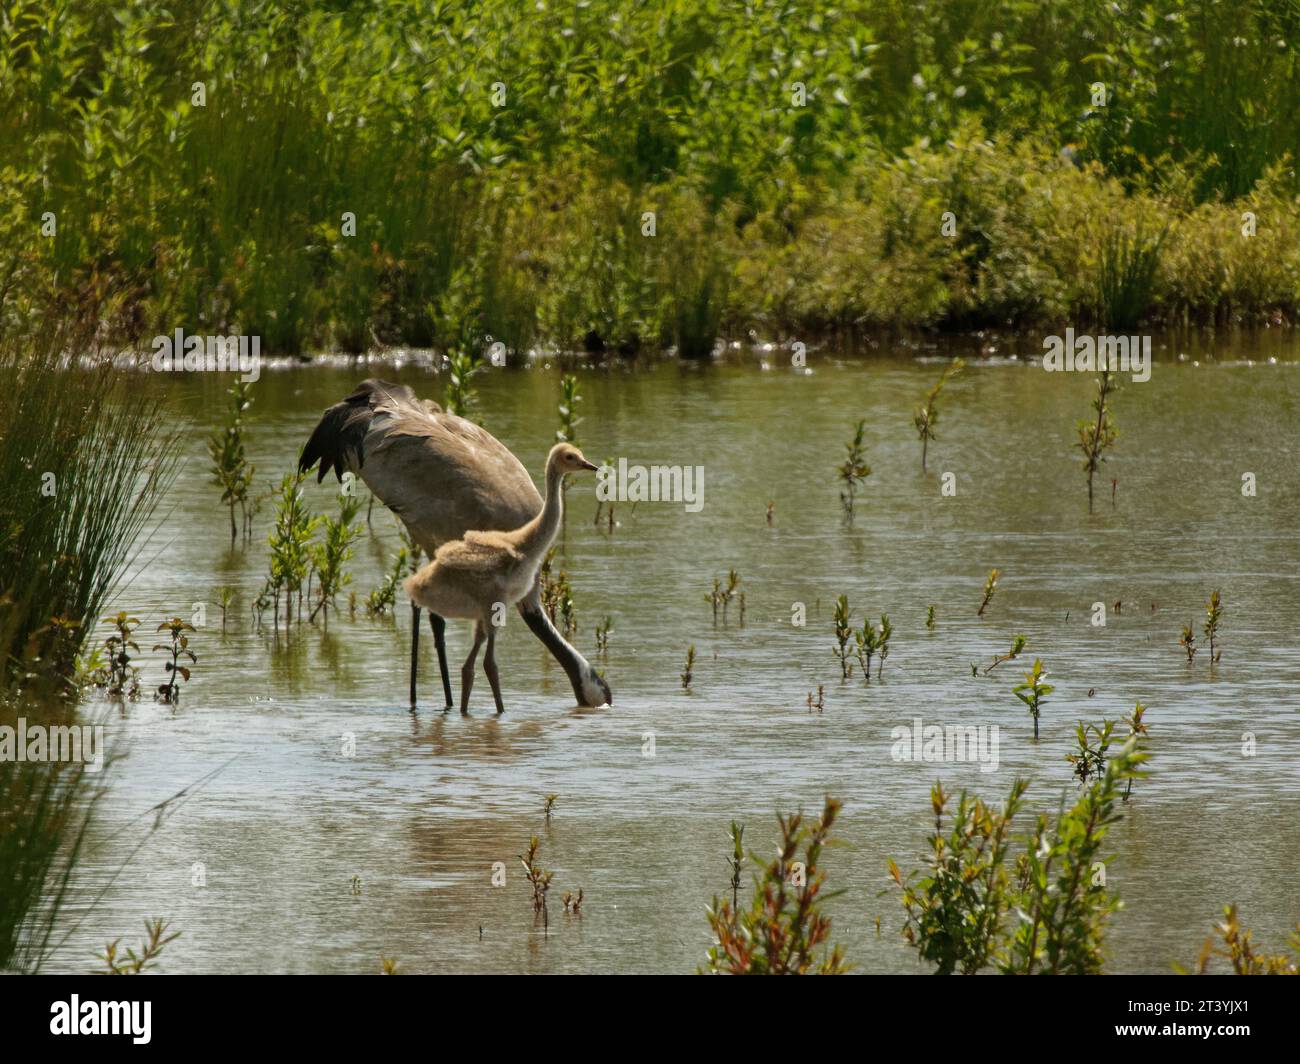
[299,379,611,709]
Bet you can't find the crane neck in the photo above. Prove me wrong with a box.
[514,458,565,561]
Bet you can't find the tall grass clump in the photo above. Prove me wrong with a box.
[0,326,178,694]
[1096,224,1166,330]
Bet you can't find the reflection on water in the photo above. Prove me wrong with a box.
[50,335,1300,973]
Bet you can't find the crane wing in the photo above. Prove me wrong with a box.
[299,379,542,552]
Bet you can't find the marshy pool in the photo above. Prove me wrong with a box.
[49,335,1300,974]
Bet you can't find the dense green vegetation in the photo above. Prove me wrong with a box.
[4,1,1300,353]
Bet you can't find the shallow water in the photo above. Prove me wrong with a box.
[49,335,1300,974]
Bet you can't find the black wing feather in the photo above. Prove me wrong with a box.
[298,379,414,483]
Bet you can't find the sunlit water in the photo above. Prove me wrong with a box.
[48,334,1300,973]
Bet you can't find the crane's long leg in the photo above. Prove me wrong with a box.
[483,625,504,714]
[409,603,421,706]
[459,622,487,715]
[429,611,453,711]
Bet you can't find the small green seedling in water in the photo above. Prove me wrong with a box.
[838,419,871,521]
[100,611,143,700]
[1122,702,1148,801]
[914,358,963,471]
[215,587,235,633]
[1203,590,1223,665]
[206,379,255,544]
[544,794,558,821]
[540,560,577,638]
[595,616,612,651]
[366,547,408,616]
[681,645,695,689]
[1077,368,1118,514]
[706,570,741,623]
[1013,658,1053,739]
[724,571,740,620]
[855,619,880,681]
[875,614,893,679]
[984,634,1027,675]
[807,685,825,713]
[310,494,363,623]
[1066,719,1115,785]
[978,569,1000,617]
[518,837,554,931]
[97,918,179,975]
[1179,623,1197,664]
[832,595,854,679]
[926,605,936,630]
[266,470,320,629]
[153,618,197,704]
[727,821,744,910]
